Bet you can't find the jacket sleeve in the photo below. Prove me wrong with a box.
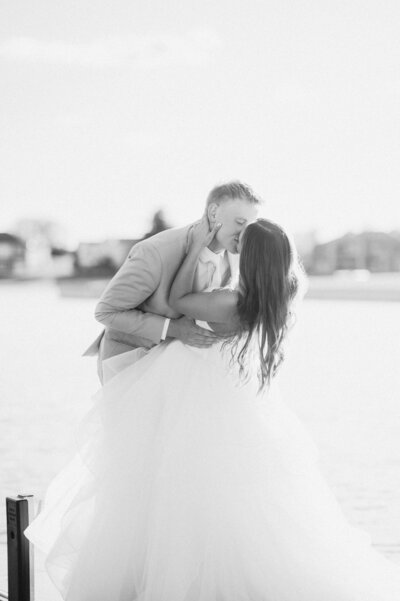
[94,242,166,344]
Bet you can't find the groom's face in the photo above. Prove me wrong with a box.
[208,198,259,254]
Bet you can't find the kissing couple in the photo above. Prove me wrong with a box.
[25,181,400,600]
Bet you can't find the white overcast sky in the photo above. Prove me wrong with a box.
[1,0,399,245]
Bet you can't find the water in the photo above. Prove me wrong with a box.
[1,281,400,591]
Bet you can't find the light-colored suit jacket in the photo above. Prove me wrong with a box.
[83,224,239,372]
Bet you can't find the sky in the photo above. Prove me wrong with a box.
[1,0,399,246]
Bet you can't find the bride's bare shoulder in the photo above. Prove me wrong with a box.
[207,288,240,333]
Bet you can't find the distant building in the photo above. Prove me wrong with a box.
[293,230,318,272]
[0,233,25,277]
[10,218,76,278]
[103,239,140,269]
[75,239,139,276]
[310,231,400,275]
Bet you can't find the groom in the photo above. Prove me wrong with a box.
[83,181,262,382]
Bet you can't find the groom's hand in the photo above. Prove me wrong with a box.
[167,316,218,347]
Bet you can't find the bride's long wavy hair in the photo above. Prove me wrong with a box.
[224,218,307,393]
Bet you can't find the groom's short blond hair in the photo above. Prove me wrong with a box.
[206,181,263,207]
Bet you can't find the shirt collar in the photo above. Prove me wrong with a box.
[199,246,227,265]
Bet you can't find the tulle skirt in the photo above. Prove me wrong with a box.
[24,340,400,600]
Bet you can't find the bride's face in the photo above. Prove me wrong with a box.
[209,199,259,254]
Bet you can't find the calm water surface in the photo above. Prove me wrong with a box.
[1,281,400,588]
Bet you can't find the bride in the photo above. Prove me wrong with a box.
[25,217,400,600]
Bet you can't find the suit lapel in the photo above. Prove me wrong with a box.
[185,222,196,254]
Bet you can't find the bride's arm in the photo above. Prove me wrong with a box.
[169,218,239,323]
[171,287,238,323]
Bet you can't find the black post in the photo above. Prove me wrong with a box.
[6,496,35,601]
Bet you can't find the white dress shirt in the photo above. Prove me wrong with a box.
[160,246,231,339]
[193,246,231,292]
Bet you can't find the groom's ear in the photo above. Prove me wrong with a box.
[207,203,218,225]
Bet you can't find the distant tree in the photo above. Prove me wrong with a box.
[143,210,171,239]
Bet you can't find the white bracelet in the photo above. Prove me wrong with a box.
[160,318,171,341]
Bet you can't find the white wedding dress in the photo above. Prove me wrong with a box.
[24,322,400,600]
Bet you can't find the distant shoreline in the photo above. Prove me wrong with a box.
[2,274,400,301]
[57,273,400,301]
[304,273,400,302]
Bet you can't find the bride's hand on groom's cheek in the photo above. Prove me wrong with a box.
[190,215,221,250]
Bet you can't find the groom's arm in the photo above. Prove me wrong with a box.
[94,242,166,344]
